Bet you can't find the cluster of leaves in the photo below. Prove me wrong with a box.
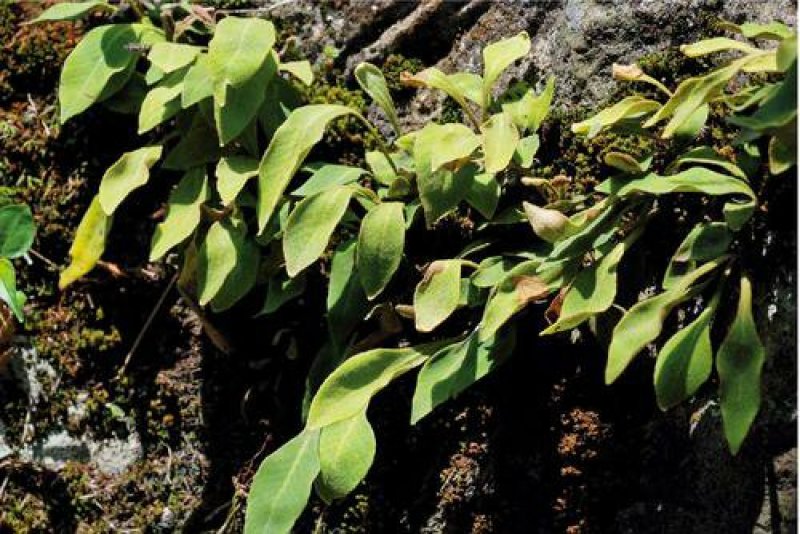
[39,2,795,531]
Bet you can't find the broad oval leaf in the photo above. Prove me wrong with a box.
[98,146,163,215]
[280,60,313,86]
[653,306,714,410]
[327,239,369,346]
[481,112,519,173]
[669,146,748,179]
[307,342,444,429]
[663,222,733,289]
[0,204,35,259]
[257,105,354,232]
[211,233,260,312]
[196,220,239,305]
[59,24,163,123]
[182,54,213,108]
[208,18,277,144]
[59,196,112,289]
[283,186,353,277]
[414,260,462,333]
[717,275,765,454]
[357,202,405,300]
[31,0,114,23]
[149,168,209,261]
[244,429,321,534]
[502,76,555,132]
[523,202,570,243]
[425,124,480,172]
[317,411,376,501]
[464,172,500,219]
[482,31,531,108]
[355,62,400,134]
[138,71,185,133]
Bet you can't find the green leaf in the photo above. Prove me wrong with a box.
[355,62,400,134]
[244,429,320,534]
[148,42,200,74]
[149,168,209,261]
[481,112,519,173]
[414,125,473,226]
[98,146,163,215]
[482,31,531,108]
[307,341,444,429]
[571,96,660,138]
[357,202,405,300]
[411,327,515,424]
[414,260,462,333]
[31,0,114,23]
[605,258,725,384]
[258,271,306,316]
[181,54,213,108]
[502,76,555,132]
[162,113,220,170]
[669,146,748,179]
[425,124,480,172]
[213,54,278,145]
[257,105,355,232]
[471,256,518,288]
[138,71,185,134]
[0,204,35,259]
[722,20,794,40]
[292,165,368,197]
[653,306,714,410]
[407,68,475,111]
[283,186,353,277]
[0,259,24,321]
[603,151,652,174]
[679,37,758,57]
[717,275,765,454]
[59,196,112,289]
[317,411,376,501]
[662,222,732,289]
[364,151,397,186]
[211,232,260,312]
[196,220,239,305]
[208,18,277,144]
[327,239,368,346]
[479,259,563,341]
[59,24,162,123]
[280,60,313,86]
[541,241,627,334]
[513,135,540,168]
[447,72,483,105]
[216,156,259,206]
[464,172,500,219]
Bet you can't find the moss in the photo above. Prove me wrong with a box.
[380,53,425,94]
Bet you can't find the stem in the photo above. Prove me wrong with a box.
[353,112,399,175]
[641,75,674,97]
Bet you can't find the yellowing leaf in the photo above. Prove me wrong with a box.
[98,146,162,215]
[59,196,112,289]
[482,31,531,108]
[317,412,376,501]
[717,275,765,454]
[280,60,313,86]
[426,124,480,172]
[357,202,405,300]
[414,260,462,332]
[481,112,519,173]
[257,105,354,232]
[149,168,209,261]
[283,186,353,277]
[523,202,570,243]
[572,96,661,138]
[244,429,321,534]
[679,37,758,57]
